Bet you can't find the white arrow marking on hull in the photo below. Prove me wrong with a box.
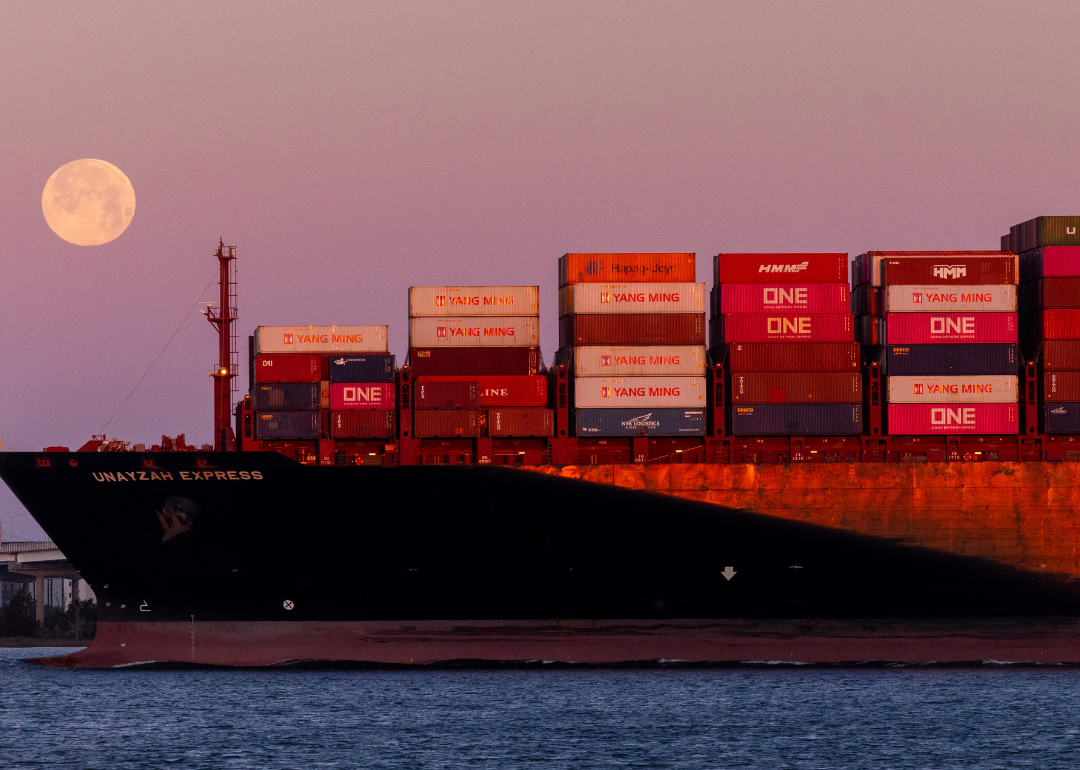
[722,566,736,581]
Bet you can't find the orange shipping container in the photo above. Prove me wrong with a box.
[559,253,695,286]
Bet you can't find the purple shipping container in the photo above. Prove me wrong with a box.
[254,383,320,411]
[887,403,1018,435]
[486,408,553,437]
[726,342,861,372]
[329,382,396,410]
[415,380,480,409]
[559,314,706,346]
[256,411,321,440]
[413,410,483,438]
[721,313,854,342]
[329,410,396,439]
[1020,246,1080,281]
[729,404,863,436]
[718,283,849,313]
[885,313,1017,344]
[407,347,541,376]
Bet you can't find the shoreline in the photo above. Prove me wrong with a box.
[0,638,89,648]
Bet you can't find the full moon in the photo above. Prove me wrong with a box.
[41,159,136,246]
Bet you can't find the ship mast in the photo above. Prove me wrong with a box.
[204,238,238,451]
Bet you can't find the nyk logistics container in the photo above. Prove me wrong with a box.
[254,383,320,411]
[727,343,861,372]
[884,313,1017,344]
[329,410,395,439]
[885,285,1017,312]
[413,410,482,438]
[415,375,546,406]
[884,344,1020,376]
[887,375,1019,404]
[729,404,862,436]
[256,411,321,440]
[254,354,321,383]
[573,376,706,408]
[414,381,480,409]
[1044,402,1080,433]
[1042,371,1080,401]
[328,382,396,411]
[719,313,854,343]
[408,286,539,316]
[558,282,705,315]
[718,283,849,313]
[887,403,1018,435]
[574,408,705,436]
[1019,246,1080,281]
[881,255,1017,286]
[559,314,705,346]
[408,347,541,376]
[559,253,695,286]
[486,408,554,437]
[730,372,861,403]
[328,354,395,383]
[713,253,846,284]
[255,326,388,353]
[569,345,706,377]
[409,317,540,347]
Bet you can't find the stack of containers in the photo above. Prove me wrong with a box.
[408,287,551,437]
[557,253,707,436]
[253,325,390,440]
[328,354,397,439]
[872,253,1020,435]
[714,253,861,435]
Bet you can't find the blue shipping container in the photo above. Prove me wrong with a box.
[1043,402,1080,434]
[884,344,1019,376]
[730,404,862,436]
[256,411,321,440]
[329,354,396,383]
[254,383,320,411]
[574,408,705,437]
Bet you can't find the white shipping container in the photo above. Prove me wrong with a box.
[887,375,1018,404]
[886,285,1017,312]
[409,317,541,347]
[574,376,707,408]
[255,326,388,353]
[558,283,706,315]
[409,286,539,317]
[571,346,706,377]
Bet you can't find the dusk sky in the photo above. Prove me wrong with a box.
[3,1,1079,538]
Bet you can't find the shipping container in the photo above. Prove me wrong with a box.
[720,313,854,343]
[1019,278,1080,311]
[559,282,705,315]
[727,342,861,372]
[256,411,321,440]
[1042,371,1080,402]
[1023,309,1080,339]
[328,382,396,411]
[1013,217,1080,252]
[855,315,884,346]
[885,312,1017,344]
[883,344,1020,376]
[886,375,1018,404]
[414,380,480,409]
[854,251,1012,287]
[1044,402,1080,433]
[713,253,846,284]
[730,372,862,403]
[408,286,539,317]
[486,408,554,437]
[407,347,541,376]
[409,316,540,347]
[319,381,330,409]
[413,409,483,438]
[885,285,1016,312]
[253,354,322,383]
[729,404,863,436]
[1019,246,1080,281]
[559,253,695,286]
[1042,340,1080,370]
[254,383,320,411]
[254,325,388,354]
[887,403,1018,435]
[573,376,707,408]
[882,255,1017,286]
[415,375,546,406]
[574,408,706,436]
[568,345,706,377]
[329,410,395,439]
[718,283,849,313]
[328,354,395,383]
[559,314,705,346]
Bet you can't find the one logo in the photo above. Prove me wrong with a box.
[933,265,967,279]
[435,295,446,307]
[600,355,612,366]
[436,327,447,337]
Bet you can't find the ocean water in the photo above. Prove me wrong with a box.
[0,649,1078,768]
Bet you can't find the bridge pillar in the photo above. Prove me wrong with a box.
[71,578,80,605]
[35,574,45,623]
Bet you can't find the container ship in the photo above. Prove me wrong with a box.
[4,219,1080,668]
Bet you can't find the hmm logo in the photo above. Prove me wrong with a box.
[585,260,604,275]
[436,327,447,337]
[600,355,612,366]
[933,264,967,279]
[758,261,809,273]
[913,383,924,395]
[931,407,976,425]
[435,295,446,307]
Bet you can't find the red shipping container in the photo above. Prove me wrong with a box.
[416,375,547,406]
[559,253,695,285]
[1022,278,1080,310]
[718,283,849,313]
[721,313,854,343]
[329,410,395,439]
[881,255,1017,286]
[1043,371,1080,401]
[713,253,847,284]
[559,314,705,346]
[885,313,1017,344]
[726,343,861,372]
[329,382,396,410]
[887,403,1017,435]
[407,347,541,376]
[1043,340,1080,370]
[1030,309,1080,339]
[254,354,322,383]
[730,372,861,403]
[1020,246,1080,281]
[413,410,482,437]
[486,408,554,437]
[414,380,480,409]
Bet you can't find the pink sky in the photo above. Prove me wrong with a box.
[2,1,1079,538]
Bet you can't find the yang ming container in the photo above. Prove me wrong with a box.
[558,283,705,315]
[573,376,706,408]
[570,345,706,377]
[881,255,1017,286]
[328,354,395,383]
[730,372,861,403]
[407,347,541,376]
[329,382,396,410]
[408,286,539,317]
[1044,402,1080,433]
[718,283,849,313]
[726,342,861,372]
[885,313,1017,344]
[413,410,482,438]
[713,253,847,284]
[885,285,1016,313]
[1042,371,1080,401]
[253,354,322,384]
[1020,247,1080,281]
[574,408,705,436]
[720,313,854,343]
[256,411,321,440]
[559,314,705,346]
[559,253,695,285]
[415,375,546,406]
[409,317,540,347]
[887,375,1018,404]
[254,383,320,411]
[254,325,389,353]
[329,410,395,439]
[887,403,1017,435]
[729,404,862,435]
[486,408,554,437]
[414,381,480,409]
[883,344,1019,376]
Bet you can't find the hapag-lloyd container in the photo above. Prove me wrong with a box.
[1042,371,1080,401]
[329,382,395,410]
[559,253,695,286]
[409,317,540,347]
[883,344,1019,376]
[328,354,396,383]
[574,408,705,436]
[886,375,1018,404]
[730,372,861,403]
[726,342,861,372]
[1020,278,1080,310]
[329,410,396,439]
[413,410,482,438]
[1026,309,1080,339]
[713,253,846,284]
[573,376,706,408]
[881,255,1017,286]
[255,326,389,353]
[408,286,539,317]
[256,411,321,440]
[559,314,705,346]
[720,313,854,343]
[254,354,322,383]
[853,252,1011,287]
[887,403,1018,435]
[885,285,1017,312]
[1044,402,1080,433]
[569,345,706,377]
[486,408,554,437]
[407,347,541,376]
[729,404,862,436]
[414,381,480,409]
[884,313,1017,343]
[254,383,320,411]
[558,282,705,315]
[718,283,849,313]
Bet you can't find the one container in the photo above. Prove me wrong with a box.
[254,383,320,411]
[329,382,396,410]
[883,344,1020,376]
[720,313,854,343]
[1029,309,1080,339]
[328,354,396,383]
[414,381,480,409]
[409,317,540,347]
[1042,340,1080,370]
[254,354,321,383]
[730,372,862,403]
[415,375,546,406]
[713,253,847,284]
[254,326,389,353]
[1042,371,1080,402]
[574,408,706,436]
[559,253,695,285]
[569,345,706,377]
[885,285,1017,313]
[558,282,706,315]
[726,342,861,372]
[486,408,554,437]
[887,403,1018,435]
[729,404,863,436]
[718,283,850,313]
[573,376,707,408]
[408,286,539,317]
[256,411,321,440]
[885,313,1017,344]
[329,410,395,439]
[559,314,706,346]
[407,347,541,376]
[886,375,1018,404]
[1020,278,1080,310]
[1044,403,1080,433]
[881,255,1017,286]
[413,410,483,438]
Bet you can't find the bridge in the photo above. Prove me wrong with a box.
[0,542,84,623]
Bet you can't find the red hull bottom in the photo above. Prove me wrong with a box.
[28,618,1080,668]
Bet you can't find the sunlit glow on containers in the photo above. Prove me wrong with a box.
[329,382,396,410]
[883,344,1019,375]
[726,343,861,372]
[720,313,854,342]
[885,313,1017,343]
[885,285,1016,312]
[573,376,706,408]
[408,286,539,316]
[254,326,388,353]
[559,253,695,285]
[568,345,706,377]
[718,283,849,313]
[558,282,705,315]
[409,317,540,347]
[887,376,1018,404]
[714,253,847,284]
[887,403,1018,434]
[729,404,862,435]
[730,372,862,403]
[574,408,705,436]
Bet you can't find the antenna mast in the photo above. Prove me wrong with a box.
[205,238,238,451]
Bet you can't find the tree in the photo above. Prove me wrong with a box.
[62,599,97,641]
[3,589,39,638]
